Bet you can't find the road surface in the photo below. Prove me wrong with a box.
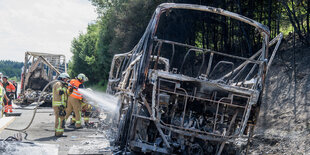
[0,107,112,155]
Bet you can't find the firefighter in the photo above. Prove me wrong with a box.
[81,102,92,127]
[65,73,88,129]
[69,101,92,127]
[70,88,94,127]
[12,81,18,99]
[2,76,16,113]
[52,73,70,137]
[0,82,10,117]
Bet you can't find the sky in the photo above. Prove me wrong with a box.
[0,0,97,62]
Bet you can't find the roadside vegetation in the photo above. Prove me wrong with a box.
[0,60,23,81]
[69,0,310,88]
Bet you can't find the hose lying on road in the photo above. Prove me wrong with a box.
[4,80,60,132]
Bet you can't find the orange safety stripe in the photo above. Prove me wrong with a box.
[72,90,82,97]
[71,91,82,99]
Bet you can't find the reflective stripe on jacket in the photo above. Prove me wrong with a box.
[0,86,4,105]
[52,81,68,107]
[69,79,83,100]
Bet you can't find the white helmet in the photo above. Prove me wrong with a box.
[59,73,70,79]
[77,73,88,82]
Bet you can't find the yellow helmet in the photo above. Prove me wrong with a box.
[77,73,88,82]
[59,73,70,79]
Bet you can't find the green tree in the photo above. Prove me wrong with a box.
[0,60,23,81]
[69,0,310,87]
[69,23,100,84]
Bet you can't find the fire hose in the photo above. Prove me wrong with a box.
[4,80,60,132]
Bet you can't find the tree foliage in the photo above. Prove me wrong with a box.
[0,60,23,80]
[69,23,100,84]
[69,0,310,87]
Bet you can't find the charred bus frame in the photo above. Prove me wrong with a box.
[108,3,282,154]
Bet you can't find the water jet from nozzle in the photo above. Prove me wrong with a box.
[79,89,118,113]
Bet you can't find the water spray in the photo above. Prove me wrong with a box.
[78,89,120,126]
[4,81,120,134]
[79,89,118,113]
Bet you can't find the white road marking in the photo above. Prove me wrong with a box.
[0,116,16,133]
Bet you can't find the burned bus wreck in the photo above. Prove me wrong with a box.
[17,52,66,105]
[107,3,282,154]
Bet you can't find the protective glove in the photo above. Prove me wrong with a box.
[59,110,66,117]
[58,105,66,116]
[59,105,65,110]
[59,90,64,95]
[63,82,68,88]
[69,87,73,93]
